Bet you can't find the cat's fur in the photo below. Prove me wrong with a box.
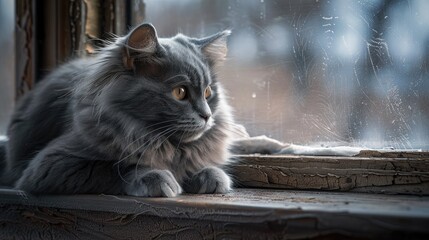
[0,23,365,196]
[1,23,235,197]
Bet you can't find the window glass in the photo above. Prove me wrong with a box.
[0,1,15,135]
[142,0,429,150]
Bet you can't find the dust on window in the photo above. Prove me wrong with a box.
[141,0,429,150]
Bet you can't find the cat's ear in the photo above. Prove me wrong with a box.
[122,23,161,70]
[192,30,231,66]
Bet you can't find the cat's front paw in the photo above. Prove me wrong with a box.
[185,167,232,194]
[125,170,182,197]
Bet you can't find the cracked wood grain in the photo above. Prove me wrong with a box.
[2,205,322,240]
[231,154,429,195]
[15,0,35,98]
[24,0,130,83]
[0,188,428,239]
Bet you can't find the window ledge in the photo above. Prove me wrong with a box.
[0,188,428,239]
[231,153,429,195]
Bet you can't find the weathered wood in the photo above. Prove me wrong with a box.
[0,188,428,239]
[231,154,429,195]
[113,0,128,36]
[29,0,131,80]
[15,0,35,98]
[356,150,429,158]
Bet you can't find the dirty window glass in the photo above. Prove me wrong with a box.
[145,0,427,150]
[0,1,15,136]
[142,0,429,150]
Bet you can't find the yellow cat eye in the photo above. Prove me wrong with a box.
[172,86,187,100]
[204,86,212,99]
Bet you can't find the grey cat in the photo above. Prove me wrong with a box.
[0,23,236,197]
[0,23,365,197]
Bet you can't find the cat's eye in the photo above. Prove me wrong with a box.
[172,86,187,100]
[204,86,212,99]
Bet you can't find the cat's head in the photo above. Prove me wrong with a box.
[88,23,231,143]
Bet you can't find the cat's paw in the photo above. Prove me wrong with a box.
[185,167,232,194]
[125,170,182,197]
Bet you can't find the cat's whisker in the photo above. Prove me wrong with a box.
[133,128,178,179]
[120,128,174,181]
[117,123,177,164]
[114,119,180,168]
[144,120,180,129]
[117,162,131,185]
[174,128,187,153]
[119,119,178,147]
[164,74,189,82]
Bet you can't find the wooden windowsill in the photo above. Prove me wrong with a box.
[0,188,428,239]
[231,153,429,195]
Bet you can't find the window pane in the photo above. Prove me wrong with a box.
[1,1,425,149]
[145,0,429,149]
[0,1,15,135]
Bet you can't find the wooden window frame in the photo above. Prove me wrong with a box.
[15,0,134,98]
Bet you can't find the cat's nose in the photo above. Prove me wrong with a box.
[199,113,212,122]
[196,101,212,122]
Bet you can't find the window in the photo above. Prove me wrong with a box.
[0,1,15,135]
[144,0,429,150]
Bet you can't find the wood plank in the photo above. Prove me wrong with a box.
[356,150,429,158]
[15,0,35,98]
[0,188,428,239]
[230,155,429,195]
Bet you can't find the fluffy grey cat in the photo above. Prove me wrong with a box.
[1,23,237,197]
[0,23,364,197]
